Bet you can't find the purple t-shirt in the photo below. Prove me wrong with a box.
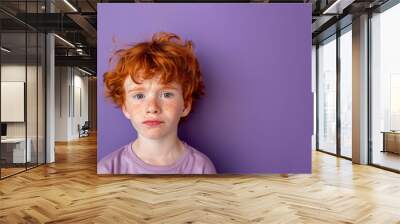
[97,141,216,174]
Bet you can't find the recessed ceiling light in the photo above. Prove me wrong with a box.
[322,0,355,15]
[54,34,75,48]
[77,67,93,76]
[1,47,11,53]
[63,0,78,12]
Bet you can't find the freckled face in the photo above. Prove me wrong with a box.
[122,76,191,140]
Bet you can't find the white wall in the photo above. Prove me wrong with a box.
[312,45,316,150]
[71,72,89,138]
[1,64,46,163]
[55,66,69,141]
[1,65,41,137]
[55,67,89,141]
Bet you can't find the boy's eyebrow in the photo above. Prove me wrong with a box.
[127,85,178,92]
[160,84,178,90]
[127,87,145,92]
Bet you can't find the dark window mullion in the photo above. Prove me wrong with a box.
[367,11,373,165]
[336,29,341,157]
[36,0,39,167]
[24,0,28,171]
[316,45,319,150]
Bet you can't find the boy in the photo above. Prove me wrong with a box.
[98,32,216,174]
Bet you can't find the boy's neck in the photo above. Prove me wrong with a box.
[133,133,185,166]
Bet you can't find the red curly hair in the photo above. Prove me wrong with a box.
[104,32,205,116]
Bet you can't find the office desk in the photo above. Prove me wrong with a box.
[1,138,31,163]
[381,131,400,154]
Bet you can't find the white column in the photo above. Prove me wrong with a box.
[46,33,55,163]
[45,1,55,163]
[352,14,369,164]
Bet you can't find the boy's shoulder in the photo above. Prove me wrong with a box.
[101,143,131,161]
[97,143,132,174]
[184,143,216,174]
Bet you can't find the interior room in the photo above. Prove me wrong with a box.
[0,0,399,223]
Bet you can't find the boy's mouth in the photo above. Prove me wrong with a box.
[143,120,164,127]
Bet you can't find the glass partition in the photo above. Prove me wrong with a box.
[1,30,28,177]
[0,1,46,179]
[27,31,38,169]
[339,27,352,158]
[317,35,337,154]
[371,3,400,171]
[38,32,45,165]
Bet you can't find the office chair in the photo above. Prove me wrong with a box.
[79,121,90,138]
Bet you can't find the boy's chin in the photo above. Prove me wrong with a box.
[138,131,169,140]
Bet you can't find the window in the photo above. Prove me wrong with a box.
[339,27,352,158]
[317,35,337,154]
[371,2,400,171]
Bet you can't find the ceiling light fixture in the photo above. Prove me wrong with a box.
[54,34,75,48]
[1,47,11,53]
[322,0,354,15]
[78,67,93,76]
[63,0,78,12]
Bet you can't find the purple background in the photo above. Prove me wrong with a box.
[97,3,312,173]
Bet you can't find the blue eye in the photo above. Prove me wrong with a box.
[133,93,145,100]
[162,92,174,98]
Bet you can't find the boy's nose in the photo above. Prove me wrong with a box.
[146,98,161,114]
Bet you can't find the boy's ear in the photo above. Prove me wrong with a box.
[182,100,192,117]
[121,105,131,119]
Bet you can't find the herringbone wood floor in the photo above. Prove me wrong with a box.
[1,134,400,224]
